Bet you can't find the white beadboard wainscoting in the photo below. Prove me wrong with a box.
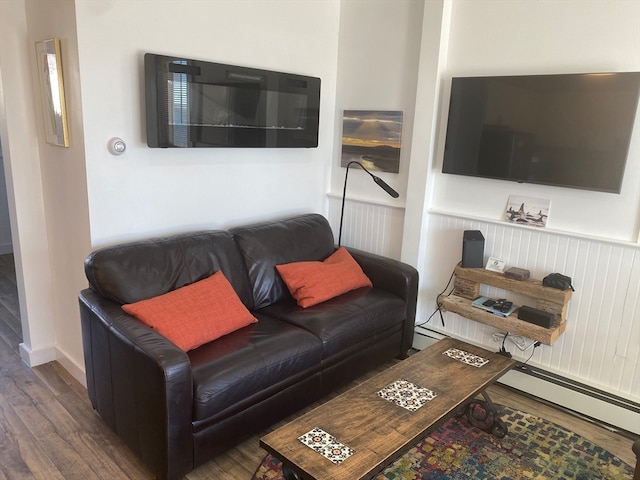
[327,193,405,259]
[417,211,640,434]
[327,197,639,434]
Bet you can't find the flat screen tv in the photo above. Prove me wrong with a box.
[145,53,321,148]
[442,72,640,193]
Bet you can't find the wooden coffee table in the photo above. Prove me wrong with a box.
[260,337,515,480]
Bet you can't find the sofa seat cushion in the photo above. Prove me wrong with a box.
[188,315,322,426]
[259,287,406,359]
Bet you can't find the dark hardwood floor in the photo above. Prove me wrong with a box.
[0,253,21,347]
[0,253,635,479]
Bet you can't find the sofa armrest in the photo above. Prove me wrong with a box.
[79,288,193,480]
[346,247,419,355]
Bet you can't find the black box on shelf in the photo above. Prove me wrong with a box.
[518,306,554,328]
[505,267,530,280]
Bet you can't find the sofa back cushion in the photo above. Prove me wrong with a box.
[84,230,254,309]
[231,214,335,309]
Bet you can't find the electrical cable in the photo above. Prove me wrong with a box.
[418,307,441,327]
[491,332,537,351]
[492,332,541,363]
[499,332,512,357]
[523,341,542,365]
[416,262,461,328]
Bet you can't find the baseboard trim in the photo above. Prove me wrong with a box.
[499,367,639,436]
[55,346,86,387]
[18,342,87,387]
[413,326,640,436]
[19,342,57,366]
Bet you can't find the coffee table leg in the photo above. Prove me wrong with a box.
[482,391,508,437]
[282,465,301,480]
[464,391,508,438]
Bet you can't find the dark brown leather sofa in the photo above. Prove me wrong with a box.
[79,213,418,479]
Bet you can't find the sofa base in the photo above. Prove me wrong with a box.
[192,327,403,469]
[321,327,404,395]
[193,372,322,467]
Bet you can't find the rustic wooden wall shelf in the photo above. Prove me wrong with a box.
[439,266,572,345]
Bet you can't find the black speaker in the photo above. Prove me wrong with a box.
[518,306,554,328]
[462,230,485,268]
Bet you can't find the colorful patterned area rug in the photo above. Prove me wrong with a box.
[252,405,634,480]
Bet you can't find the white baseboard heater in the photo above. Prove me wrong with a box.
[413,326,640,437]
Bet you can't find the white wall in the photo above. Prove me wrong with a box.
[75,0,341,246]
[431,0,640,243]
[0,0,93,377]
[327,0,424,257]
[0,0,342,383]
[0,0,60,370]
[23,0,93,379]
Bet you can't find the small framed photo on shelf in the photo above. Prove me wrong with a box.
[505,195,550,228]
[485,257,506,273]
[35,38,69,147]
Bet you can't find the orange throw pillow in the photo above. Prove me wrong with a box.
[122,271,257,351]
[276,247,372,308]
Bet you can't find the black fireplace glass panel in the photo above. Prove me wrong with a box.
[145,54,320,148]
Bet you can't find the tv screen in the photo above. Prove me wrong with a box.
[442,72,640,193]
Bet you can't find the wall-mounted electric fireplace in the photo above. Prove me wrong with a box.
[144,53,321,148]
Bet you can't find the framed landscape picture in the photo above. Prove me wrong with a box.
[341,110,402,173]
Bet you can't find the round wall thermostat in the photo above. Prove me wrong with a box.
[108,137,126,155]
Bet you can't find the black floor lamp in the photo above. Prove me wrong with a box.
[338,161,400,246]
